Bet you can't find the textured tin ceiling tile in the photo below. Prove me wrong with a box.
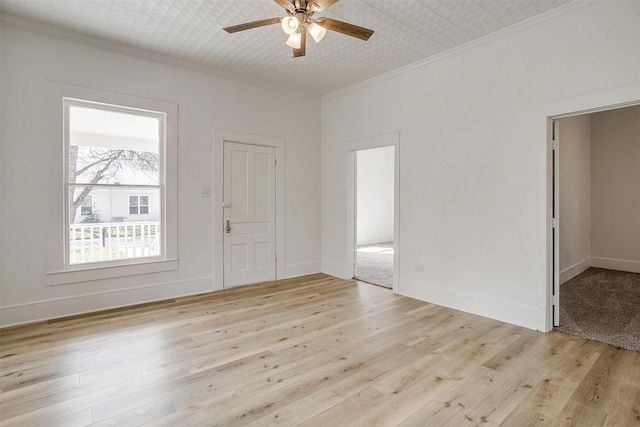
[0,0,574,96]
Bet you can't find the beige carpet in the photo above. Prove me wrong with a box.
[354,242,393,289]
[555,267,640,352]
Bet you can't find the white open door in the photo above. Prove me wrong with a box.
[552,119,560,326]
[223,142,276,288]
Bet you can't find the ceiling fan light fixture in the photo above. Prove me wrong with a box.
[224,0,374,58]
[308,22,326,43]
[281,16,299,35]
[286,32,302,49]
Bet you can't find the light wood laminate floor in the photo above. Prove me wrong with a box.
[1,274,639,426]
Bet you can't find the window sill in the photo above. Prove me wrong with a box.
[46,259,178,286]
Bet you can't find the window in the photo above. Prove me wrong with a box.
[65,99,163,266]
[80,195,93,216]
[45,82,177,285]
[129,195,149,215]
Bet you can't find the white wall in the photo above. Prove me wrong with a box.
[559,114,591,283]
[321,1,640,330]
[0,22,321,326]
[357,145,394,246]
[591,105,640,272]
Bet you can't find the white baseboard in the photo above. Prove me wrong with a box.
[591,257,640,273]
[560,257,591,284]
[0,276,214,328]
[214,262,320,289]
[285,261,321,279]
[321,260,350,280]
[213,271,224,291]
[398,278,540,331]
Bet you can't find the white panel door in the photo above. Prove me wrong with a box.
[224,142,276,288]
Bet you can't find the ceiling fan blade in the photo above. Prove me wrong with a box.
[308,0,340,12]
[273,0,294,12]
[293,26,307,58]
[223,18,281,33]
[315,17,374,41]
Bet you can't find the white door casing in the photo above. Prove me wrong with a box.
[212,129,287,290]
[223,142,276,287]
[345,132,400,294]
[552,119,560,327]
[539,82,640,332]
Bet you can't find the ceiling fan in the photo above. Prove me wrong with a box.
[223,0,374,58]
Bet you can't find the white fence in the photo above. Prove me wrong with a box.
[69,221,160,264]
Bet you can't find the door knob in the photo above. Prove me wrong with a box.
[226,220,231,233]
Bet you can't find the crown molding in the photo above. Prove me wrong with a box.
[322,0,591,101]
[0,12,321,101]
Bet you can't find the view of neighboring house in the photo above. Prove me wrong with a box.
[74,189,159,224]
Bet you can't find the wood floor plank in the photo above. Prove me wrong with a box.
[91,398,175,427]
[36,408,94,427]
[245,389,342,426]
[191,389,290,427]
[303,386,386,426]
[500,338,603,425]
[1,274,639,426]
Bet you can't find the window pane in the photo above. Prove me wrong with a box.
[80,196,93,215]
[69,186,161,264]
[69,105,160,185]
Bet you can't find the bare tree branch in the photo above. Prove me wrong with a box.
[68,148,158,223]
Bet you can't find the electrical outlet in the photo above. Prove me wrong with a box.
[201,187,211,198]
[415,265,424,272]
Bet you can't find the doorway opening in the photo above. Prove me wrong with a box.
[353,146,395,289]
[550,104,640,351]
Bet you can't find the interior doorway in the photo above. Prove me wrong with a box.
[353,146,395,288]
[551,104,640,351]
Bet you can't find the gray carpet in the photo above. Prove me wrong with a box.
[555,267,640,352]
[354,243,393,289]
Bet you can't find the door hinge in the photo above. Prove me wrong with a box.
[274,159,278,167]
[552,218,558,228]
[552,139,559,151]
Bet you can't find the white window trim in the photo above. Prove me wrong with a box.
[45,81,178,285]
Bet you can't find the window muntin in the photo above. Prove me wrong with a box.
[129,195,150,215]
[65,99,165,266]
